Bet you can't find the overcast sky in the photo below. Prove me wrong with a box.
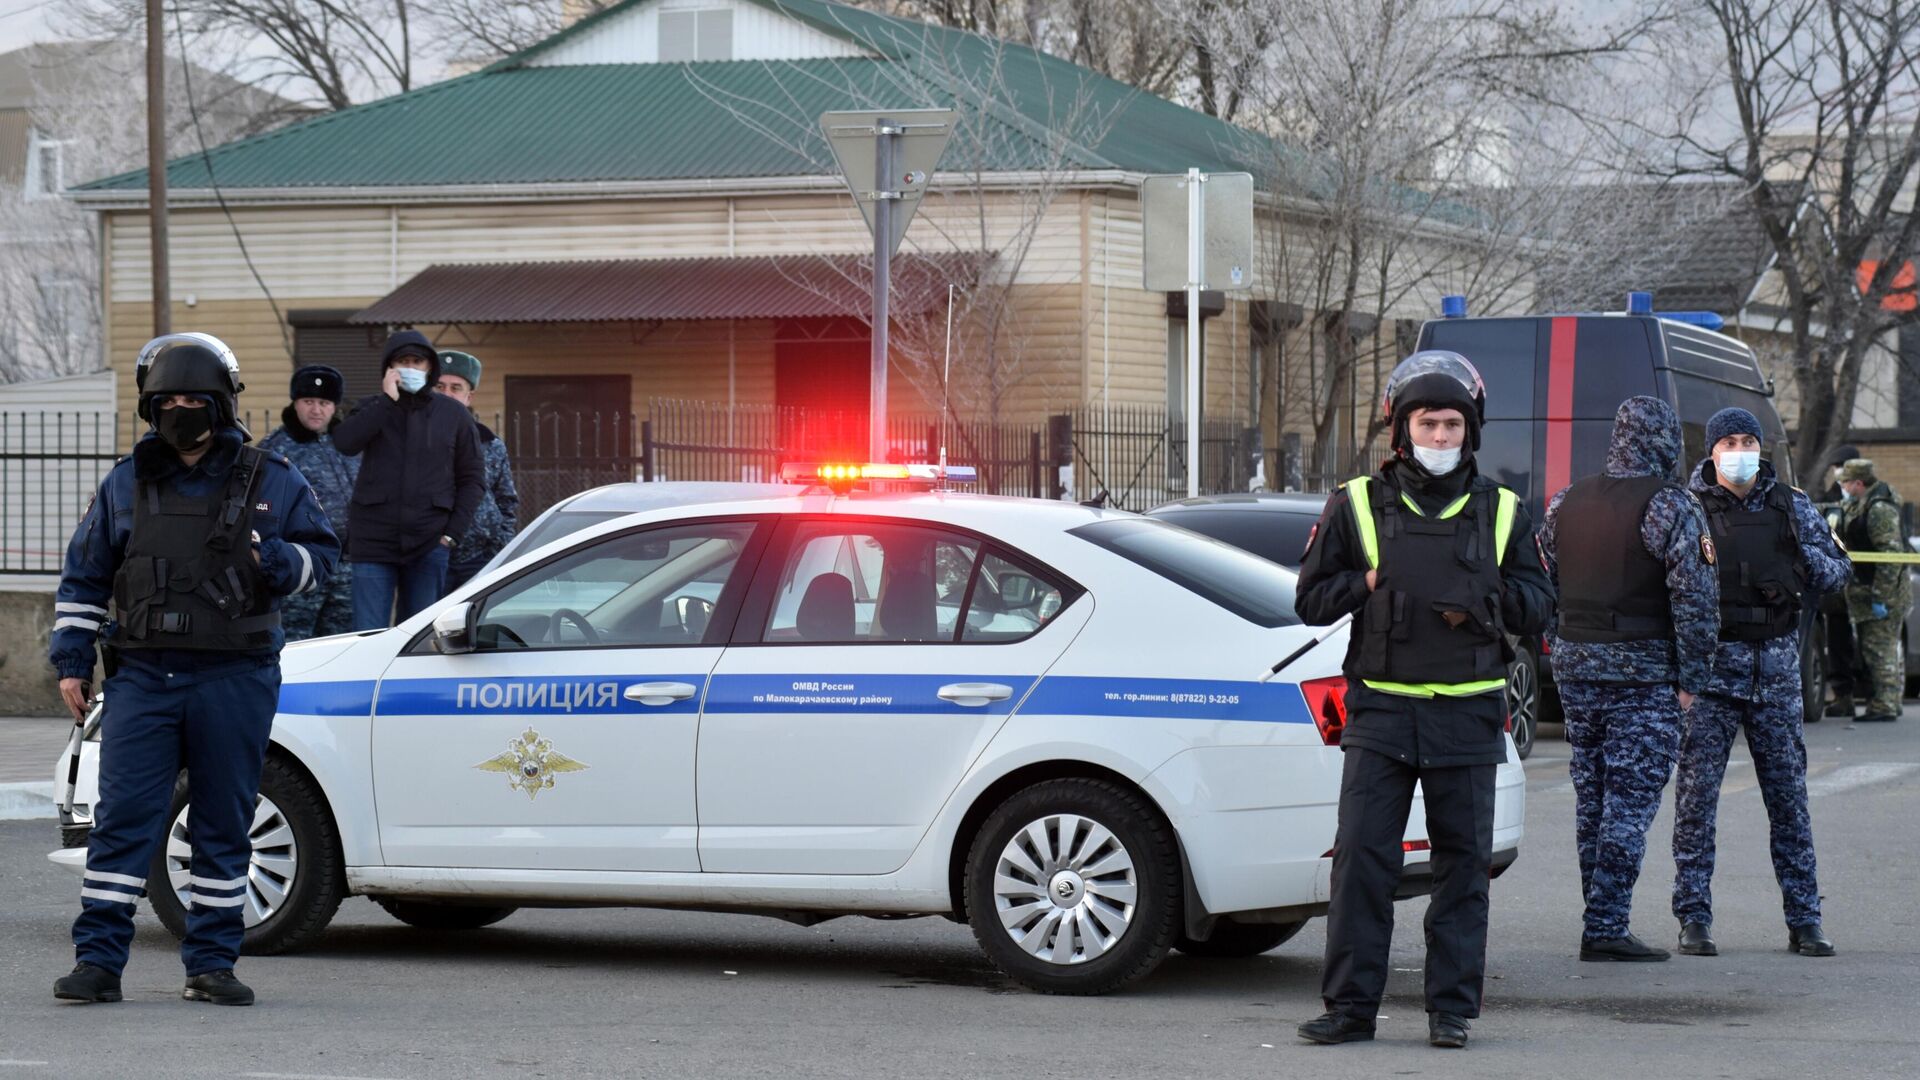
[0,0,54,56]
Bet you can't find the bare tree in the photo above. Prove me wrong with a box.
[1633,0,1920,470]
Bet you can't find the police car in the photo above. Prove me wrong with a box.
[52,462,1526,995]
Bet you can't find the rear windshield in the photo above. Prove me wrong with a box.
[1148,507,1317,569]
[1069,518,1301,627]
[1669,371,1794,484]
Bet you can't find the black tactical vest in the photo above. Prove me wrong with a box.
[1841,488,1898,585]
[1350,474,1511,686]
[1699,482,1805,642]
[108,446,279,652]
[1555,474,1676,643]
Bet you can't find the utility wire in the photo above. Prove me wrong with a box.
[170,5,294,358]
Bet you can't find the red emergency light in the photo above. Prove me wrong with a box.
[781,461,979,493]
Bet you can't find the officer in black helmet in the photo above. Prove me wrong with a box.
[48,334,339,1007]
[1295,351,1554,1049]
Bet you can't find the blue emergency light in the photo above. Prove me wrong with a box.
[1653,310,1727,331]
[1441,295,1468,319]
[1626,291,1654,315]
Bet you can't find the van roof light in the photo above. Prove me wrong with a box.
[1627,291,1654,315]
[1440,295,1468,319]
[1656,311,1726,331]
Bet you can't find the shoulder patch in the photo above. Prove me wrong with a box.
[1302,521,1319,562]
[1700,534,1717,566]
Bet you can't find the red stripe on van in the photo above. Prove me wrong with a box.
[1544,317,1577,498]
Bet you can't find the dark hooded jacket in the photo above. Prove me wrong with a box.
[333,331,484,564]
[1540,395,1720,692]
[1297,450,1555,767]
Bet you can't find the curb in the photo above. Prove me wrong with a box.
[0,780,56,821]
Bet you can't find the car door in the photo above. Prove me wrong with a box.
[371,516,769,872]
[697,516,1091,874]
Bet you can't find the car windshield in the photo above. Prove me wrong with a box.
[497,510,629,565]
[1069,517,1301,627]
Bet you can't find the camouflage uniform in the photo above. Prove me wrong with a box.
[260,409,359,639]
[1672,458,1850,932]
[1539,396,1720,943]
[1840,475,1910,718]
[445,422,518,593]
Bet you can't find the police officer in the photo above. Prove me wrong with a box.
[260,365,359,638]
[1295,351,1554,1049]
[433,351,518,593]
[49,334,340,1007]
[1837,458,1911,723]
[1672,408,1847,958]
[1540,396,1718,962]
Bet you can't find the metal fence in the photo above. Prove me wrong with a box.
[0,412,122,573]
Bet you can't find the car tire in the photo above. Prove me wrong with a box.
[963,777,1182,995]
[1505,648,1541,760]
[1174,918,1306,958]
[374,898,518,930]
[147,756,347,956]
[1803,618,1829,722]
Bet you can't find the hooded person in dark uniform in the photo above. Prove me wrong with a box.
[333,330,483,629]
[1539,395,1719,963]
[1294,351,1554,1050]
[260,365,359,638]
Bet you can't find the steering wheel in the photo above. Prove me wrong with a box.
[548,608,600,645]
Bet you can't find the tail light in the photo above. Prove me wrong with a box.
[1299,675,1348,746]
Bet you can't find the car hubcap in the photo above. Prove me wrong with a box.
[166,795,298,928]
[993,813,1136,965]
[1507,659,1536,738]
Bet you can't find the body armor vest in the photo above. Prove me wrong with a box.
[1348,475,1513,687]
[1842,489,1898,585]
[1699,483,1805,642]
[108,446,279,652]
[1555,474,1675,643]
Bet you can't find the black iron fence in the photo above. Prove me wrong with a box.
[1,400,1277,573]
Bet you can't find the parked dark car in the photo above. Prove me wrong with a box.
[1147,492,1550,758]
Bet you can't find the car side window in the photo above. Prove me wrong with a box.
[960,550,1070,643]
[763,522,980,643]
[473,520,757,650]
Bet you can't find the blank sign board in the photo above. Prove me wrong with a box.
[1141,172,1255,292]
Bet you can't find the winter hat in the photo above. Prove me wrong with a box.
[437,350,482,390]
[1705,407,1763,450]
[289,364,344,404]
[1826,444,1861,470]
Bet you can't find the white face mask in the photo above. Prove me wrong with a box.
[1412,444,1462,475]
[396,367,428,393]
[1717,449,1761,485]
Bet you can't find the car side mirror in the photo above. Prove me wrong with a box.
[433,601,477,655]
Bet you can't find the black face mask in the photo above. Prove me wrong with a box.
[155,405,214,452]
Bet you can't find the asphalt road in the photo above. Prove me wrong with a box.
[2,716,1916,1080]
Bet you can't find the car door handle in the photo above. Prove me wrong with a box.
[937,682,1014,707]
[623,681,699,707]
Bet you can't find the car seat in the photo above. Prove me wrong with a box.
[876,569,939,642]
[795,572,856,641]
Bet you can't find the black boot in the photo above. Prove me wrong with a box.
[182,969,255,1006]
[1297,1011,1376,1044]
[1857,712,1899,723]
[1677,921,1718,957]
[53,962,122,1004]
[1788,924,1836,957]
[1823,695,1855,718]
[1580,933,1670,962]
[1429,1012,1471,1048]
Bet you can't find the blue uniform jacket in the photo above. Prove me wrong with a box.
[1687,459,1852,702]
[50,428,342,680]
[1540,395,1721,693]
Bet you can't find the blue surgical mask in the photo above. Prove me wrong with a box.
[1717,449,1760,485]
[397,367,428,393]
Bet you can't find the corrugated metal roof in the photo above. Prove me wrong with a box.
[76,0,1272,192]
[346,252,990,325]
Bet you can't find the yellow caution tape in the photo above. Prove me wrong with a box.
[1844,551,1920,563]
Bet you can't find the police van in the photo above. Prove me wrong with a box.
[52,464,1527,995]
[1414,292,1822,721]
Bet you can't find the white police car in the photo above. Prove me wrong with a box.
[52,463,1525,995]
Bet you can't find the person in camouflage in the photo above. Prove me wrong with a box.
[259,365,358,639]
[1838,459,1910,723]
[1540,396,1719,962]
[1670,408,1848,960]
[434,351,518,593]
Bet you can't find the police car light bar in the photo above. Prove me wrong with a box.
[781,461,979,490]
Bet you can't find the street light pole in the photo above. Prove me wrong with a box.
[146,0,170,336]
[1185,168,1204,496]
[870,119,896,462]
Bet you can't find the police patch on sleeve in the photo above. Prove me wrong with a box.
[1302,521,1319,562]
[1700,535,1717,565]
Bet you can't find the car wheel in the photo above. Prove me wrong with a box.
[148,757,346,955]
[1505,649,1540,760]
[964,778,1182,995]
[1175,918,1306,958]
[1804,619,1830,722]
[374,898,518,930]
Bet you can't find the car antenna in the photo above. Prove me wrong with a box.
[1260,613,1353,683]
[941,282,954,477]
